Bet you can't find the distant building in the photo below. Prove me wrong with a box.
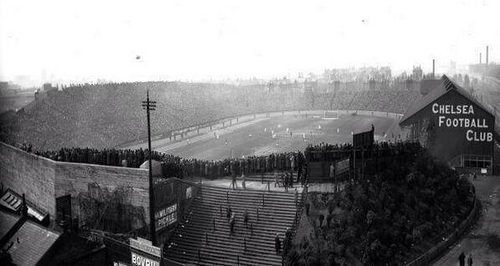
[469,63,500,79]
[412,66,423,81]
[400,75,495,174]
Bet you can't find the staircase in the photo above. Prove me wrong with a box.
[165,185,301,265]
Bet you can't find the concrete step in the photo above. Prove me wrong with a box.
[165,184,301,265]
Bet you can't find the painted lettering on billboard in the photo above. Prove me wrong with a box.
[432,103,493,142]
[130,237,161,266]
[130,238,161,258]
[131,252,160,266]
[335,158,350,175]
[155,203,177,231]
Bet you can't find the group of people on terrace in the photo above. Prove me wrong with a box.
[0,75,425,152]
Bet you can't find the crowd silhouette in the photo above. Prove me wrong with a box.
[1,78,421,151]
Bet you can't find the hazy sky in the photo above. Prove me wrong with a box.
[1,0,499,86]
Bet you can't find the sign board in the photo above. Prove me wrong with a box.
[155,203,177,231]
[129,237,161,266]
[335,158,350,175]
[130,238,161,258]
[353,126,374,148]
[131,252,160,266]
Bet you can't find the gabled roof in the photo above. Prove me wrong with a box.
[0,211,18,239]
[400,75,494,125]
[0,209,61,265]
[0,188,49,224]
[4,219,60,265]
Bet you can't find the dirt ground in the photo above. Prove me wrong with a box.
[434,175,500,266]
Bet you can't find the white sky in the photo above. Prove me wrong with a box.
[1,0,499,87]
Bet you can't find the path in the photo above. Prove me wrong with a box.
[434,175,500,265]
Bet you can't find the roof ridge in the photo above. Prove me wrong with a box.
[400,74,494,125]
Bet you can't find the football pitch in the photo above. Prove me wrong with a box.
[141,113,402,161]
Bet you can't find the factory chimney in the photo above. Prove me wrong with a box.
[486,46,489,65]
[432,59,435,78]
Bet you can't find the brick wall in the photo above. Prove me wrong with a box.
[0,142,150,234]
[55,161,150,233]
[0,142,56,216]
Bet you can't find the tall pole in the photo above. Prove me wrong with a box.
[432,59,435,78]
[142,90,157,245]
[486,45,489,65]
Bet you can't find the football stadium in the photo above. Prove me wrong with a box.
[1,70,499,265]
[1,1,500,265]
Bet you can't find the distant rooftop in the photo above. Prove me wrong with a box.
[0,209,61,265]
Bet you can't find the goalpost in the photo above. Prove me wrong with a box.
[323,110,339,119]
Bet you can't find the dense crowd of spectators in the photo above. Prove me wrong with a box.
[26,145,306,179]
[1,79,421,151]
[285,141,474,265]
[22,141,422,182]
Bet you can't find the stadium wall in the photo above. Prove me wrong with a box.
[0,142,56,217]
[54,161,150,234]
[0,142,151,234]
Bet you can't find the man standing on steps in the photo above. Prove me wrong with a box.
[243,209,249,229]
[284,227,291,256]
[275,233,281,255]
[227,206,232,221]
[230,212,236,234]
[241,171,246,189]
[231,169,238,189]
[283,173,288,192]
[274,171,279,188]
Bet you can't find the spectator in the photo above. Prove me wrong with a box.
[226,206,232,221]
[229,212,236,234]
[243,209,249,228]
[459,252,466,266]
[275,233,281,254]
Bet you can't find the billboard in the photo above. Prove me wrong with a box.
[353,126,374,148]
[155,203,177,231]
[129,237,161,266]
[335,158,350,176]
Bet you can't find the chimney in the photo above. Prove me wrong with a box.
[486,46,489,65]
[432,59,435,78]
[21,194,28,217]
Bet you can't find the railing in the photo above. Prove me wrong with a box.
[283,183,308,263]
